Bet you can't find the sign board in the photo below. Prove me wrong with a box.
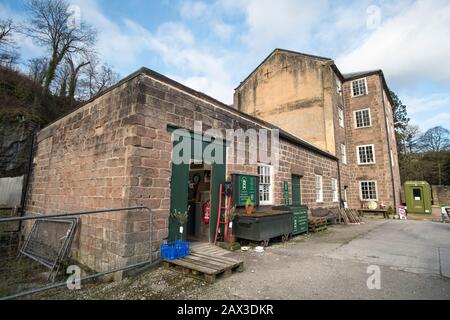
[231,174,259,207]
[283,181,289,205]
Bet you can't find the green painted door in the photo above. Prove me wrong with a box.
[169,135,190,242]
[292,175,302,206]
[168,128,226,242]
[210,161,226,241]
[203,138,226,241]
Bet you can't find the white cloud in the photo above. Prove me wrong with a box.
[179,0,210,20]
[337,0,450,84]
[412,112,450,131]
[68,0,235,102]
[239,0,327,51]
[0,3,45,64]
[405,93,450,115]
[178,0,236,41]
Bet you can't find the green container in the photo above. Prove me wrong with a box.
[292,206,308,235]
[234,209,293,244]
[404,181,432,214]
[231,174,259,207]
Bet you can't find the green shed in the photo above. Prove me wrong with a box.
[404,181,432,214]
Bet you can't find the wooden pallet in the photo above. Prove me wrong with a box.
[336,208,362,224]
[308,217,327,233]
[162,251,244,283]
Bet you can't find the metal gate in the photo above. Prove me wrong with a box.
[0,206,154,300]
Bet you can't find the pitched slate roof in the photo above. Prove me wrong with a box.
[342,70,382,80]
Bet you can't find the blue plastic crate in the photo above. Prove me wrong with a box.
[160,241,191,260]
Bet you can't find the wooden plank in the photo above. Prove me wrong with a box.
[190,253,241,267]
[183,255,231,270]
[181,257,229,273]
[191,252,242,265]
[163,258,217,275]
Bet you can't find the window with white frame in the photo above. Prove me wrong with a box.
[341,144,347,164]
[258,164,273,205]
[360,181,377,200]
[315,175,323,202]
[351,78,367,97]
[354,108,371,128]
[338,107,344,127]
[390,149,395,167]
[331,178,338,202]
[336,77,342,95]
[357,144,375,164]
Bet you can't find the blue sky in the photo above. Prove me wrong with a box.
[1,0,450,132]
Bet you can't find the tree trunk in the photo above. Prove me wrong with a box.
[43,53,63,93]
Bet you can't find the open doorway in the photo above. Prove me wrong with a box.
[187,162,212,242]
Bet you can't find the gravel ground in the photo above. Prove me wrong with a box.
[30,217,450,300]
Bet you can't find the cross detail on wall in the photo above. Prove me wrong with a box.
[283,64,289,72]
[264,69,272,79]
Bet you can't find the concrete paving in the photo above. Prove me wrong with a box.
[42,218,450,300]
[197,219,450,300]
[326,220,450,278]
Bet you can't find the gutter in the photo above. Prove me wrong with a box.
[379,74,398,209]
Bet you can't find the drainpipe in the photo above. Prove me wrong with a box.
[337,159,343,209]
[379,75,398,210]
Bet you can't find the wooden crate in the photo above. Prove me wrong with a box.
[308,217,327,233]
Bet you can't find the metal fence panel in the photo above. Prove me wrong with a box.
[0,206,153,300]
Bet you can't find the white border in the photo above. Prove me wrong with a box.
[359,180,378,201]
[315,174,323,203]
[338,107,344,128]
[354,108,372,129]
[341,143,347,164]
[258,163,273,205]
[351,77,368,97]
[356,144,376,165]
[331,178,339,202]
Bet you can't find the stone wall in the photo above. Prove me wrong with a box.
[0,116,38,178]
[132,71,341,254]
[342,74,401,209]
[24,77,152,274]
[25,68,341,273]
[432,185,450,206]
[233,50,336,154]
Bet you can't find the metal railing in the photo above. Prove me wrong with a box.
[0,206,154,300]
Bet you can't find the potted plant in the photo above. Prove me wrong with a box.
[170,207,189,241]
[245,196,254,215]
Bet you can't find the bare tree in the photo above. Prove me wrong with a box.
[27,57,49,84]
[0,19,14,44]
[0,19,19,67]
[79,58,120,100]
[418,126,450,153]
[22,0,97,93]
[400,124,421,154]
[66,54,90,99]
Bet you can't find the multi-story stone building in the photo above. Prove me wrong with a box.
[23,49,401,274]
[233,49,400,209]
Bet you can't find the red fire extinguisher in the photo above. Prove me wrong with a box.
[202,200,210,224]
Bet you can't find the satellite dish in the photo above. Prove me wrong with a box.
[367,201,378,210]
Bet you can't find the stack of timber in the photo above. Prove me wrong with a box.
[308,217,327,233]
[336,208,362,225]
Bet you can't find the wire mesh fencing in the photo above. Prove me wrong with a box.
[0,206,153,300]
